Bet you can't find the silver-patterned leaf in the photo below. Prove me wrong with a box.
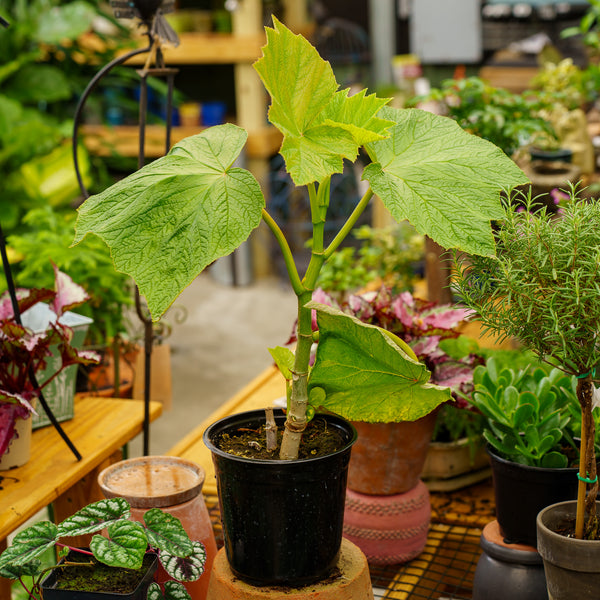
[159,541,206,582]
[164,581,193,600]
[57,497,131,538]
[0,522,57,569]
[147,583,164,600]
[90,520,147,569]
[143,508,193,557]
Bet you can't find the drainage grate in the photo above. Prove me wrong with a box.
[370,523,482,599]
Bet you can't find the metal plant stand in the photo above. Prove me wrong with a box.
[72,0,180,455]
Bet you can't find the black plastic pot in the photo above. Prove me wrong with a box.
[41,550,158,599]
[529,147,573,163]
[488,446,578,547]
[537,501,600,599]
[203,408,357,587]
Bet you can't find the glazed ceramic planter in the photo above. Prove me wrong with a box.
[472,520,547,600]
[22,303,92,429]
[488,446,578,547]
[529,147,573,163]
[203,409,357,587]
[537,501,600,599]
[41,550,158,599]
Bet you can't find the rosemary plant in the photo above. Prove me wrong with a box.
[453,185,600,539]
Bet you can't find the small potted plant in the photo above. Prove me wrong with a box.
[453,185,600,596]
[0,264,100,469]
[465,355,583,547]
[0,497,205,599]
[72,18,527,590]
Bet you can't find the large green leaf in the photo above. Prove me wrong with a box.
[74,125,264,319]
[4,64,71,103]
[254,18,393,185]
[364,107,530,256]
[34,1,98,44]
[307,302,451,422]
[0,522,57,569]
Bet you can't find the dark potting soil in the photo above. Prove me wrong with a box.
[51,552,154,593]
[217,417,346,459]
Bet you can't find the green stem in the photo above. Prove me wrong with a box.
[324,187,373,260]
[261,208,303,295]
[279,181,329,459]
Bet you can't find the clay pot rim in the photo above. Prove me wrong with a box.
[537,500,600,549]
[98,455,205,508]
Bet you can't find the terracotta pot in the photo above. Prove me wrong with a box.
[98,456,218,600]
[0,414,33,471]
[537,501,600,599]
[343,481,430,565]
[348,411,437,495]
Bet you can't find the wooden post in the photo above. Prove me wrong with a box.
[425,236,452,305]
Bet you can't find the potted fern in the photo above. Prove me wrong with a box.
[72,18,527,589]
[453,186,600,597]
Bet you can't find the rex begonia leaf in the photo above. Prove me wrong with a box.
[364,107,530,257]
[74,124,264,319]
[143,508,193,557]
[57,497,130,538]
[307,302,451,422]
[91,520,147,570]
[254,18,393,185]
[160,541,206,582]
[0,521,58,569]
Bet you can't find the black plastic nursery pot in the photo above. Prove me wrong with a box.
[41,550,158,600]
[203,408,357,587]
[488,446,578,547]
[537,501,600,599]
[529,147,573,163]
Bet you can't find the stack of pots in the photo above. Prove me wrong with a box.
[343,412,436,564]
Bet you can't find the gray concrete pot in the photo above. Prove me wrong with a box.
[536,501,600,599]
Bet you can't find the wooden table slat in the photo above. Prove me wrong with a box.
[0,396,162,541]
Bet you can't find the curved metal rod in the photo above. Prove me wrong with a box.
[72,33,154,199]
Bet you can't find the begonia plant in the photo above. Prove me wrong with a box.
[0,264,99,460]
[73,18,528,460]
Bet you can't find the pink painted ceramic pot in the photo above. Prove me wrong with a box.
[343,480,431,565]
